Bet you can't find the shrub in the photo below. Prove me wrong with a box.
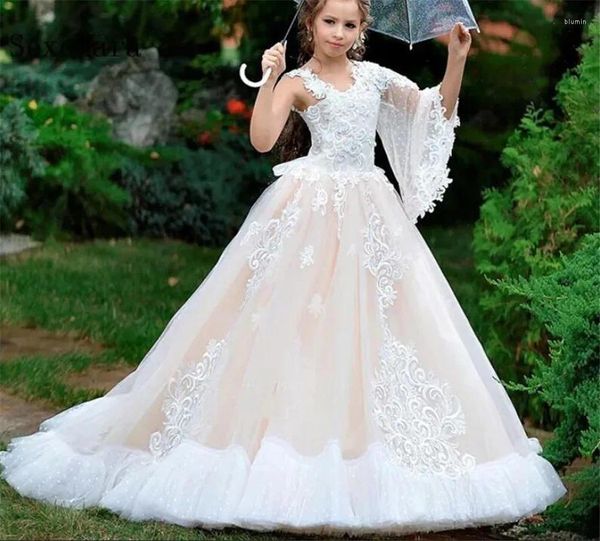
[0,95,131,238]
[0,100,45,229]
[472,17,600,423]
[117,130,272,247]
[0,59,99,103]
[491,234,599,538]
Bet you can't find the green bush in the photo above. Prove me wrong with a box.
[0,84,272,245]
[0,100,45,229]
[40,0,222,62]
[472,17,600,423]
[0,95,131,238]
[118,150,229,247]
[0,59,100,103]
[117,130,273,247]
[491,234,599,538]
[0,0,41,63]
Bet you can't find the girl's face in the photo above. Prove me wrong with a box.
[310,0,363,58]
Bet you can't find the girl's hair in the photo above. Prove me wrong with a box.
[272,0,373,163]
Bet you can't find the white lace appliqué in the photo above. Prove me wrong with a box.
[251,309,263,330]
[362,212,411,310]
[299,244,314,269]
[312,187,328,215]
[361,191,476,478]
[308,293,325,318]
[284,61,379,174]
[406,90,460,222]
[372,336,476,477]
[149,336,228,459]
[240,185,303,307]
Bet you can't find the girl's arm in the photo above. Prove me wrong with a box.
[249,42,297,153]
[440,56,466,120]
[250,77,297,153]
[439,22,472,120]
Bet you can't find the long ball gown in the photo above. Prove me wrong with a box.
[0,59,567,536]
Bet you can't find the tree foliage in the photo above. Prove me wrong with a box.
[472,16,599,422]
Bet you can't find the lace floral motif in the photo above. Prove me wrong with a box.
[308,293,325,318]
[251,309,263,330]
[149,337,228,459]
[299,245,314,269]
[332,174,366,240]
[276,164,395,241]
[404,88,460,223]
[240,185,303,307]
[360,189,476,478]
[372,336,476,477]
[311,187,328,215]
[362,212,411,311]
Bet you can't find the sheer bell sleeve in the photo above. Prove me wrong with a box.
[375,65,460,224]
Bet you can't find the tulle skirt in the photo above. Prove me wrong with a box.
[0,163,566,536]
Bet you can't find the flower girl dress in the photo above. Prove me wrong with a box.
[0,59,567,536]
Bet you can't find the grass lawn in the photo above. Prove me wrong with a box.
[0,238,222,408]
[0,225,494,541]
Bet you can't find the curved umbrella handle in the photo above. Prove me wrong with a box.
[239,64,272,88]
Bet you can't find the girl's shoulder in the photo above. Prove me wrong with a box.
[281,66,327,101]
[354,60,417,92]
[283,66,307,78]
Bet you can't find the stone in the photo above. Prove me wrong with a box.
[79,48,178,147]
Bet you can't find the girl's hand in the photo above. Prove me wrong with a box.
[448,22,471,60]
[261,42,287,84]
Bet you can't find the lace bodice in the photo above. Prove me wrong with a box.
[284,60,384,173]
[277,60,461,224]
[285,60,421,174]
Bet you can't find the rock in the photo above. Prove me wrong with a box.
[52,93,68,106]
[28,0,55,25]
[0,234,41,257]
[79,48,178,147]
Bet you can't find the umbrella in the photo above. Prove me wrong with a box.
[366,0,479,49]
[239,0,479,88]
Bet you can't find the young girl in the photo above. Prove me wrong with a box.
[1,0,566,536]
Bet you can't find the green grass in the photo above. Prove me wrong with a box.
[0,238,223,363]
[0,238,223,407]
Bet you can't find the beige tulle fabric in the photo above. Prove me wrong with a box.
[0,60,566,536]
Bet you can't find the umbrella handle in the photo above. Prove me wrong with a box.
[239,38,288,88]
[239,64,272,88]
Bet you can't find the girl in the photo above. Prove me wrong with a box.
[1,0,566,536]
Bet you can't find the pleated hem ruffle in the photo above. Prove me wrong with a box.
[0,429,566,537]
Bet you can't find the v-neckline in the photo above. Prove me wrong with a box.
[301,60,359,94]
